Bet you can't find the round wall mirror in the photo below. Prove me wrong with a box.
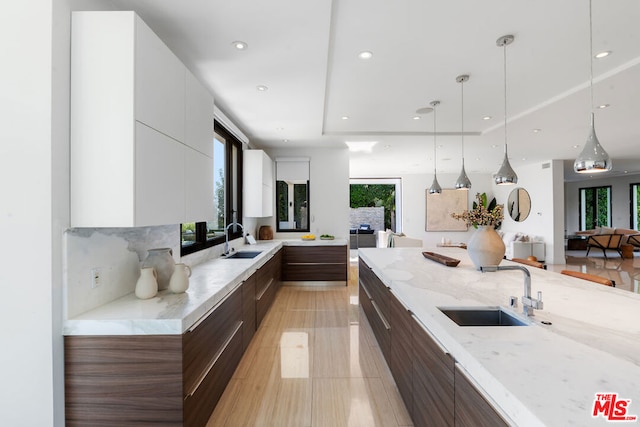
[508,187,531,222]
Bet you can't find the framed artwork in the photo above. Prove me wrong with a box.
[426,189,468,231]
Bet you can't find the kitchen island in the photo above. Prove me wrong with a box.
[358,247,640,426]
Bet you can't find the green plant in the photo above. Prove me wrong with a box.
[451,192,503,229]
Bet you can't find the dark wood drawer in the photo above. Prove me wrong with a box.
[283,245,347,281]
[64,335,183,427]
[359,279,390,362]
[182,286,242,396]
[242,273,256,350]
[256,276,275,327]
[183,321,243,427]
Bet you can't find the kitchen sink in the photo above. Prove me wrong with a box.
[223,251,262,259]
[439,307,529,327]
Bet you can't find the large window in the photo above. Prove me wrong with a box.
[579,185,611,230]
[631,183,640,230]
[275,158,310,232]
[181,123,243,255]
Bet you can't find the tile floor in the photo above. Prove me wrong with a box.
[546,249,640,293]
[207,261,413,427]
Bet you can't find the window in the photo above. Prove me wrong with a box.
[276,159,310,232]
[579,186,611,230]
[181,123,243,255]
[631,183,640,230]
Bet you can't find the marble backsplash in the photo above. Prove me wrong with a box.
[64,220,259,319]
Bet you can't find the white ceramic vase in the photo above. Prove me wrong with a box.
[142,248,175,291]
[135,267,158,299]
[466,225,506,270]
[169,263,192,293]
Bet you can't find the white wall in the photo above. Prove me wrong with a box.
[263,147,350,240]
[493,160,564,264]
[397,172,494,247]
[1,1,62,425]
[565,173,640,234]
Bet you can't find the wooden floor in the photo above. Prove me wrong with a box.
[207,262,413,427]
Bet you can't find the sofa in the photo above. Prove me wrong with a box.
[575,227,640,257]
[498,231,545,261]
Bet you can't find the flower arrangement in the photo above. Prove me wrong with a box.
[451,192,503,229]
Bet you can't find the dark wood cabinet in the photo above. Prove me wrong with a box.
[282,245,347,282]
[256,250,282,328]
[389,291,414,419]
[454,364,509,427]
[358,258,390,363]
[412,315,455,427]
[65,284,244,427]
[358,256,510,427]
[242,273,256,351]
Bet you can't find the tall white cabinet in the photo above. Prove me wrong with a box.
[70,11,214,227]
[243,150,274,217]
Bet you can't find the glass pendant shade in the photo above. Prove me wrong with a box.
[455,161,472,189]
[574,113,612,173]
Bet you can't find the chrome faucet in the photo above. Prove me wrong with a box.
[224,222,244,255]
[480,265,544,316]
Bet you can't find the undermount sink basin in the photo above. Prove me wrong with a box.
[223,251,262,259]
[439,307,529,327]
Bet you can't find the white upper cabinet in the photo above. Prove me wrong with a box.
[134,17,185,142]
[185,70,214,157]
[70,11,214,227]
[244,150,274,218]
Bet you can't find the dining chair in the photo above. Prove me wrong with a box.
[560,270,615,287]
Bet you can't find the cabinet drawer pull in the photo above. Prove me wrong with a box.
[412,314,449,355]
[359,279,373,300]
[186,321,243,398]
[286,262,344,266]
[256,278,274,301]
[371,300,390,331]
[390,290,412,313]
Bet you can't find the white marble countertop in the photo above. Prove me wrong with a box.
[358,247,640,427]
[63,238,349,337]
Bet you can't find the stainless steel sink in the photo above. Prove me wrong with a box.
[439,307,529,327]
[223,251,262,259]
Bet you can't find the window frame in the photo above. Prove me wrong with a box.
[180,122,243,256]
[630,183,640,230]
[578,185,612,230]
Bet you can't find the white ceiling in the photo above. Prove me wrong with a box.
[108,0,640,182]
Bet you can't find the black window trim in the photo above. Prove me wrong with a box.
[180,122,243,256]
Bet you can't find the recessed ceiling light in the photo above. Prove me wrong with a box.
[256,85,268,91]
[598,104,610,109]
[483,116,492,120]
[341,116,350,120]
[533,128,541,133]
[232,41,248,50]
[345,141,377,152]
[595,51,611,59]
[491,144,498,148]
[358,51,373,60]
[573,144,580,149]
[384,145,391,149]
[412,116,421,120]
[283,139,289,143]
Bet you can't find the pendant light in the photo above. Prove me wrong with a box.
[574,0,612,173]
[494,35,518,185]
[428,100,442,195]
[455,74,472,189]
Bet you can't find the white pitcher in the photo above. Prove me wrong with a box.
[169,263,192,293]
[135,267,158,299]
